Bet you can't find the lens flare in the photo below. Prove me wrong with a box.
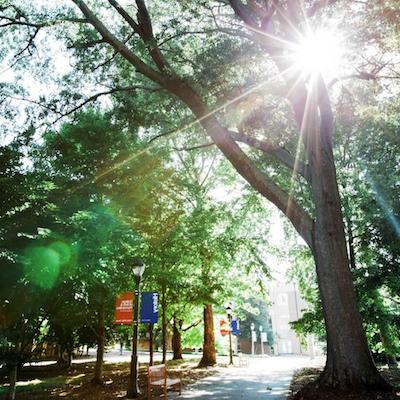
[22,241,72,289]
[23,246,61,289]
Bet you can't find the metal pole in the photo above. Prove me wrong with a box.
[228,314,233,365]
[149,323,154,366]
[127,277,141,398]
[251,323,255,356]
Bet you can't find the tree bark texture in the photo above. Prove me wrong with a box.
[304,85,387,388]
[92,305,105,384]
[198,304,216,367]
[172,316,183,360]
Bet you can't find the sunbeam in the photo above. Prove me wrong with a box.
[292,29,344,77]
[69,61,302,195]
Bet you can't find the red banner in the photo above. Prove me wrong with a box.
[115,292,134,324]
[220,319,229,336]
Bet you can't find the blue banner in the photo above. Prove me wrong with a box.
[231,319,240,336]
[140,292,158,324]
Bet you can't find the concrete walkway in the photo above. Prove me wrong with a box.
[171,355,324,400]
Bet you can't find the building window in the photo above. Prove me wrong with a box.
[278,293,288,306]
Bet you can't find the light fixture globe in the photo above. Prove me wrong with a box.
[131,258,145,278]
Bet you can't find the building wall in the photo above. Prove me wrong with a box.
[268,282,312,355]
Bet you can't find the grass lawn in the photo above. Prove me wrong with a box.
[0,358,220,399]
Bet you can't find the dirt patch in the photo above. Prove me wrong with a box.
[0,358,221,400]
[288,366,400,400]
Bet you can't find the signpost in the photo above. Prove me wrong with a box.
[251,323,256,356]
[259,326,264,356]
[261,332,267,343]
[115,292,159,325]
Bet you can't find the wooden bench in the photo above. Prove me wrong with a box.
[147,364,182,399]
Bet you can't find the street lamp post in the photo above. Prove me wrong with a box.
[259,325,264,356]
[127,258,145,399]
[250,323,255,356]
[226,304,233,365]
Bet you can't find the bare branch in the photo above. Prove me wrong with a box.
[51,85,158,124]
[90,32,135,72]
[181,319,201,332]
[14,27,40,58]
[173,142,215,152]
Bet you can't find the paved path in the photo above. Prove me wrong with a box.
[171,355,324,400]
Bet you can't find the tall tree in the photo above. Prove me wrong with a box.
[2,0,399,390]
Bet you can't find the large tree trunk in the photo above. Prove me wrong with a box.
[92,305,105,385]
[306,85,387,388]
[161,285,167,364]
[172,315,183,360]
[198,304,216,367]
[57,343,64,365]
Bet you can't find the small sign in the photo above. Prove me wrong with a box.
[140,292,158,323]
[115,292,133,324]
[220,319,229,336]
[261,332,267,343]
[231,319,240,336]
[251,331,257,342]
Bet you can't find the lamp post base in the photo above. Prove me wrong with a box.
[126,353,140,398]
[126,388,140,399]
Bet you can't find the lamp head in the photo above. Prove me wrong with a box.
[226,304,232,316]
[132,258,145,278]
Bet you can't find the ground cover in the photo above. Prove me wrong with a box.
[288,365,400,400]
[0,358,220,400]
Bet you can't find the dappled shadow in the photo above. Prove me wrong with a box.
[171,368,294,399]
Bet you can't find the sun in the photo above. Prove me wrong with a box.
[292,29,343,77]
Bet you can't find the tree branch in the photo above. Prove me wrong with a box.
[229,130,310,182]
[181,319,201,332]
[173,142,215,152]
[228,0,259,27]
[108,0,141,33]
[71,0,167,86]
[72,0,315,248]
[306,0,340,18]
[108,0,171,73]
[197,115,314,248]
[51,85,158,124]
[14,27,40,58]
